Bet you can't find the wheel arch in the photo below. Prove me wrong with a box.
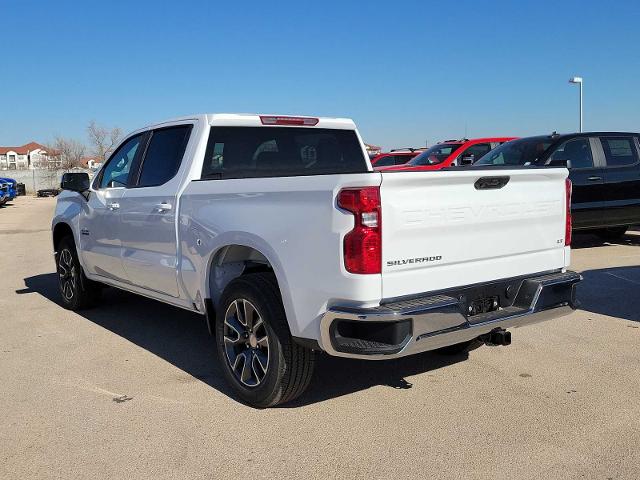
[52,221,75,252]
[202,240,296,337]
[206,243,279,307]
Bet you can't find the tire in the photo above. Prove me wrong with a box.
[55,236,101,310]
[594,226,628,242]
[215,272,315,408]
[434,339,482,355]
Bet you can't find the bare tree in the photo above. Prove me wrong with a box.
[48,137,86,170]
[87,120,122,160]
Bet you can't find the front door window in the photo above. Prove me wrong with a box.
[549,138,593,169]
[99,135,142,189]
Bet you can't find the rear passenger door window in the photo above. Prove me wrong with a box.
[600,137,639,167]
[548,138,594,168]
[136,126,192,187]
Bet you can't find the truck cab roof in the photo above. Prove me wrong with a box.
[137,114,358,132]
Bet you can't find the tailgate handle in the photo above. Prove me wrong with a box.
[474,176,510,190]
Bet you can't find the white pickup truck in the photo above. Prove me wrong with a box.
[52,114,580,407]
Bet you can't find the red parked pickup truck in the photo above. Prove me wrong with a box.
[376,137,516,171]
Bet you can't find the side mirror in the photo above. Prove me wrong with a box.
[460,154,475,166]
[548,158,572,169]
[61,172,90,192]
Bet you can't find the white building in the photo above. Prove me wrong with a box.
[81,156,103,170]
[0,142,55,170]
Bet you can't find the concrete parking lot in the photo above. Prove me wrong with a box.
[1,196,639,479]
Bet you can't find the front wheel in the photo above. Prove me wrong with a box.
[55,236,101,310]
[215,272,315,408]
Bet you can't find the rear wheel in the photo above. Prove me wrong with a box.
[55,236,101,310]
[215,272,315,408]
[594,226,628,242]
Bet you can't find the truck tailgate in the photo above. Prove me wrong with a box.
[380,168,569,299]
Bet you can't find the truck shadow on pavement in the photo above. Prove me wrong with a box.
[18,273,467,407]
[571,231,640,249]
[577,266,640,323]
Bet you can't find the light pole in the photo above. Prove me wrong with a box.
[568,76,583,132]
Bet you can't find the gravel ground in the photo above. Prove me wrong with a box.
[1,196,639,479]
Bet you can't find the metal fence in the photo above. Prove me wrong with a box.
[1,168,93,195]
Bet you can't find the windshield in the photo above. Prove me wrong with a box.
[408,143,462,166]
[474,137,554,166]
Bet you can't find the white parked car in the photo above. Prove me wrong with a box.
[52,114,580,407]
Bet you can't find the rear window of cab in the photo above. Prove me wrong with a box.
[201,127,368,179]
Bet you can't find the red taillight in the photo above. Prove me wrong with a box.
[565,178,572,246]
[259,116,319,126]
[337,187,381,274]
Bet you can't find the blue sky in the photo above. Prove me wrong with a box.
[1,0,639,149]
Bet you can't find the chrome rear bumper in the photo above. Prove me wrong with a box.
[319,271,581,360]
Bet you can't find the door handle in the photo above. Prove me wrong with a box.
[107,202,120,210]
[474,176,510,190]
[154,202,172,212]
[587,176,602,181]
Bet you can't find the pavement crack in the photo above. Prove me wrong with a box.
[112,394,134,403]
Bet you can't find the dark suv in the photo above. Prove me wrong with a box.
[475,132,640,239]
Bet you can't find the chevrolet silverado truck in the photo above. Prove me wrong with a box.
[52,114,580,407]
